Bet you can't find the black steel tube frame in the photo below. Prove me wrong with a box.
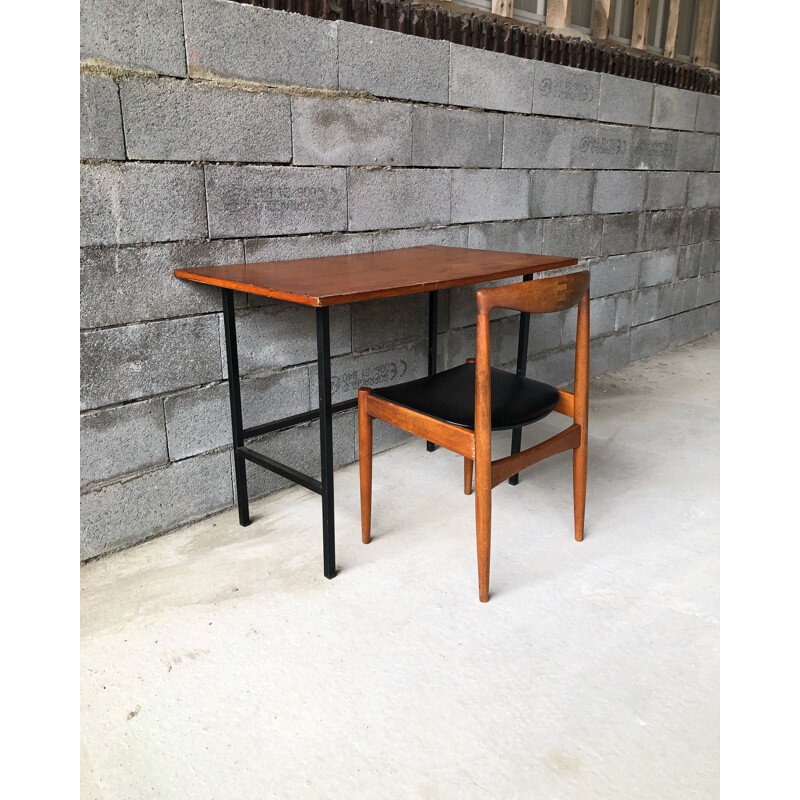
[509,274,533,485]
[426,290,438,452]
[220,290,338,578]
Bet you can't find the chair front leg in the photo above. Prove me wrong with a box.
[358,388,373,544]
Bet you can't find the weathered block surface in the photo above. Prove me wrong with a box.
[164,367,310,460]
[412,106,503,168]
[572,124,633,170]
[120,78,292,163]
[339,21,448,103]
[675,132,717,172]
[80,0,186,76]
[80,73,125,160]
[81,239,244,329]
[687,173,720,208]
[451,169,528,224]
[598,73,653,127]
[543,215,603,258]
[533,62,600,120]
[631,128,678,171]
[80,399,168,488]
[678,244,704,279]
[205,165,347,238]
[80,449,233,560]
[644,172,689,211]
[245,232,373,266]
[651,85,699,131]
[449,43,535,113]
[467,219,544,254]
[530,170,594,218]
[602,213,642,256]
[81,315,223,410]
[292,96,411,166]
[372,225,468,253]
[503,116,573,169]
[642,209,683,250]
[695,93,720,133]
[81,163,207,246]
[639,248,679,287]
[183,0,337,88]
[590,254,641,298]
[592,171,647,214]
[352,295,427,351]
[347,168,450,231]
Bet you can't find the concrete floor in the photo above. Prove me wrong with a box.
[81,333,719,800]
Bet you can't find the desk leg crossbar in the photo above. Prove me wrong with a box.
[221,289,349,579]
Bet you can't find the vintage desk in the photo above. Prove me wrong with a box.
[174,245,578,579]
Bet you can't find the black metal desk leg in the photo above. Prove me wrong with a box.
[427,289,439,452]
[222,289,250,526]
[510,274,533,485]
[316,307,336,579]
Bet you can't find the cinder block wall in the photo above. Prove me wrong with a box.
[80,0,720,560]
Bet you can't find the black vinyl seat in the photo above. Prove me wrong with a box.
[372,362,560,431]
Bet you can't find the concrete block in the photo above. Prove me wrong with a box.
[233,303,350,375]
[630,318,671,361]
[589,332,631,377]
[448,278,522,330]
[705,208,720,241]
[614,291,633,330]
[373,225,468,252]
[601,213,642,256]
[292,96,411,167]
[311,341,428,404]
[412,106,503,168]
[164,367,310,460]
[631,286,661,326]
[695,93,720,133]
[589,254,641,297]
[81,163,207,246]
[644,172,688,211]
[442,315,521,369]
[80,73,125,160]
[687,173,720,208]
[503,115,573,169]
[81,399,168,488]
[80,0,186,76]
[347,168,450,231]
[80,450,232,560]
[592,171,646,214]
[372,419,414,455]
[651,85,699,131]
[680,208,707,245]
[449,43,535,113]
[351,295,428,352]
[467,219,544,254]
[205,165,347,239]
[183,0,337,88]
[120,77,291,162]
[670,306,706,347]
[696,273,720,306]
[677,244,703,280]
[713,139,720,172]
[642,209,683,251]
[572,123,633,170]
[530,170,594,218]
[675,131,717,172]
[543,215,603,259]
[533,61,600,120]
[245,232,373,267]
[589,295,618,337]
[244,413,355,500]
[631,128,678,171]
[339,21,448,103]
[81,239,244,329]
[451,169,528,224]
[81,315,223,410]
[639,248,679,287]
[598,73,653,126]
[700,241,720,275]
[659,279,698,318]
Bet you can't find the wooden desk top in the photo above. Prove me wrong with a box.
[174,245,579,307]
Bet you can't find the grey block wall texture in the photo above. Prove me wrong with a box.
[80,0,720,560]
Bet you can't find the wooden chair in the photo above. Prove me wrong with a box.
[357,270,590,602]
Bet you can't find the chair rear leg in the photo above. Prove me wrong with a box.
[573,435,587,542]
[464,458,473,495]
[475,460,491,602]
[358,388,373,544]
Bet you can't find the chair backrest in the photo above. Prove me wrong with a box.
[476,271,590,316]
[473,270,590,442]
